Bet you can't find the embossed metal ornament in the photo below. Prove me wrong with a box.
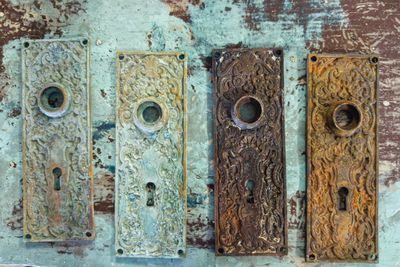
[213,48,287,256]
[115,52,187,258]
[306,54,379,263]
[21,38,94,242]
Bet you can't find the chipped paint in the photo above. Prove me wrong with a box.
[0,0,398,266]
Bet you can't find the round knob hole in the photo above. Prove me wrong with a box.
[138,101,162,125]
[333,103,361,131]
[39,85,69,117]
[235,96,262,124]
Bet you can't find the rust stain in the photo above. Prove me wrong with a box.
[288,191,305,230]
[53,242,88,257]
[187,215,214,248]
[100,89,107,98]
[309,1,400,187]
[8,107,21,118]
[263,0,284,21]
[147,31,152,48]
[199,55,212,71]
[9,161,17,168]
[161,0,203,23]
[244,3,262,31]
[94,172,115,213]
[225,42,244,49]
[107,134,114,143]
[6,199,23,231]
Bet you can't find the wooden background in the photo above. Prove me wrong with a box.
[0,0,398,266]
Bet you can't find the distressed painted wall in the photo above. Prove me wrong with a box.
[0,0,399,266]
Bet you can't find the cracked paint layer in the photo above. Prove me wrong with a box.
[0,0,399,266]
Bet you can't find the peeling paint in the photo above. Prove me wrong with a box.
[0,0,398,266]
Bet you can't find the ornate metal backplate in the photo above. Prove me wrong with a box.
[21,38,94,242]
[115,52,187,258]
[306,54,379,262]
[213,48,287,256]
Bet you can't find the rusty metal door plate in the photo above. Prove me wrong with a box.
[115,52,187,258]
[213,48,287,256]
[22,38,94,242]
[306,54,379,262]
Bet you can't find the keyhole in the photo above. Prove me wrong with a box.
[53,167,62,191]
[338,187,349,211]
[146,182,156,206]
[245,179,255,204]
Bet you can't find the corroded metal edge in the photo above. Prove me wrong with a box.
[306,53,379,263]
[115,51,187,258]
[212,48,287,256]
[21,37,95,242]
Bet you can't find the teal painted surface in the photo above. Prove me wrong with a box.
[0,0,399,266]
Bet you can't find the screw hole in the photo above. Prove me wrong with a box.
[369,254,377,261]
[274,49,282,57]
[85,231,92,237]
[217,247,224,254]
[178,249,184,256]
[178,54,185,60]
[214,51,221,59]
[310,55,317,62]
[117,248,123,255]
[23,42,30,48]
[308,254,316,261]
[371,57,378,64]
[82,39,88,45]
[119,54,125,60]
[25,234,31,239]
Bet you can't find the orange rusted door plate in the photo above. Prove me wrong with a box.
[21,38,95,242]
[115,52,187,258]
[306,54,379,262]
[213,48,287,256]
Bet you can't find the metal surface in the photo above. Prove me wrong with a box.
[0,0,399,266]
[115,52,187,258]
[213,48,287,256]
[306,54,378,262]
[21,38,94,242]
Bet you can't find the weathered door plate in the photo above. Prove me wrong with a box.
[213,48,287,256]
[115,52,187,258]
[306,54,379,262]
[22,38,94,242]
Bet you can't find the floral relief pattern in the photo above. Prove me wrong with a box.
[116,53,186,258]
[213,49,287,255]
[306,55,378,262]
[22,39,93,241]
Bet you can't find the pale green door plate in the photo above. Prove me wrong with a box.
[115,52,187,258]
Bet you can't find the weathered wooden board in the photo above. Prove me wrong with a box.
[115,52,187,258]
[21,38,94,242]
[306,54,378,262]
[213,48,287,256]
[0,0,399,266]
